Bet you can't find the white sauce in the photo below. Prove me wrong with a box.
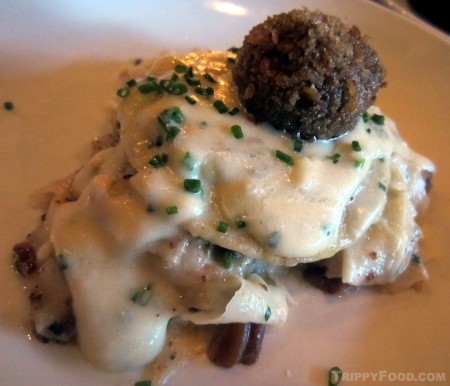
[42,51,434,371]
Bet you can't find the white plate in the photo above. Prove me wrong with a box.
[1,1,449,385]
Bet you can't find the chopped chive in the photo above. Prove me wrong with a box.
[235,219,246,228]
[182,151,195,171]
[351,140,362,152]
[138,79,159,94]
[157,106,184,128]
[227,47,240,53]
[135,380,152,386]
[184,95,197,105]
[327,153,341,164]
[293,138,303,153]
[223,250,235,269]
[148,135,163,148]
[366,128,372,134]
[322,225,331,237]
[411,254,421,264]
[231,124,244,139]
[146,204,155,213]
[185,77,201,87]
[175,64,188,73]
[126,79,137,88]
[371,114,385,125]
[328,366,343,386]
[149,153,168,168]
[116,87,130,98]
[165,126,180,142]
[4,101,14,110]
[131,284,152,306]
[165,206,178,215]
[203,73,216,83]
[160,79,188,95]
[264,306,271,321]
[378,182,387,191]
[185,66,194,78]
[228,107,240,116]
[362,111,370,123]
[170,73,179,81]
[194,86,214,96]
[354,159,365,168]
[217,221,229,233]
[275,150,294,166]
[378,157,385,162]
[213,100,228,114]
[183,179,201,193]
[56,254,68,271]
[267,231,282,248]
[227,57,236,64]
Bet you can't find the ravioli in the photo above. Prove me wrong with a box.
[13,50,434,378]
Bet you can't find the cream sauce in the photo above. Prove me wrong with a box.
[44,51,433,372]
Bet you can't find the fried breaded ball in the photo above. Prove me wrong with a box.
[232,8,386,140]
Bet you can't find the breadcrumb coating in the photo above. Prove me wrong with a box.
[232,8,386,140]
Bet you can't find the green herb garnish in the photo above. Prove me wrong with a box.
[126,79,137,88]
[131,284,152,306]
[267,231,282,248]
[184,95,197,105]
[165,126,180,142]
[217,221,229,233]
[175,64,188,73]
[354,159,365,168]
[228,107,240,116]
[56,254,68,271]
[351,140,362,152]
[203,73,217,83]
[223,250,235,269]
[165,206,178,215]
[227,47,240,53]
[328,366,343,386]
[148,135,163,148]
[371,114,385,125]
[116,87,130,98]
[362,111,370,123]
[327,153,341,164]
[235,219,246,228]
[4,101,14,110]
[213,100,228,114]
[194,86,214,96]
[182,151,195,171]
[275,150,294,166]
[231,125,244,139]
[184,179,201,194]
[411,254,422,264]
[293,138,303,153]
[135,380,152,386]
[137,79,159,94]
[157,106,184,129]
[264,306,271,321]
[378,182,387,191]
[159,78,188,95]
[149,153,168,168]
